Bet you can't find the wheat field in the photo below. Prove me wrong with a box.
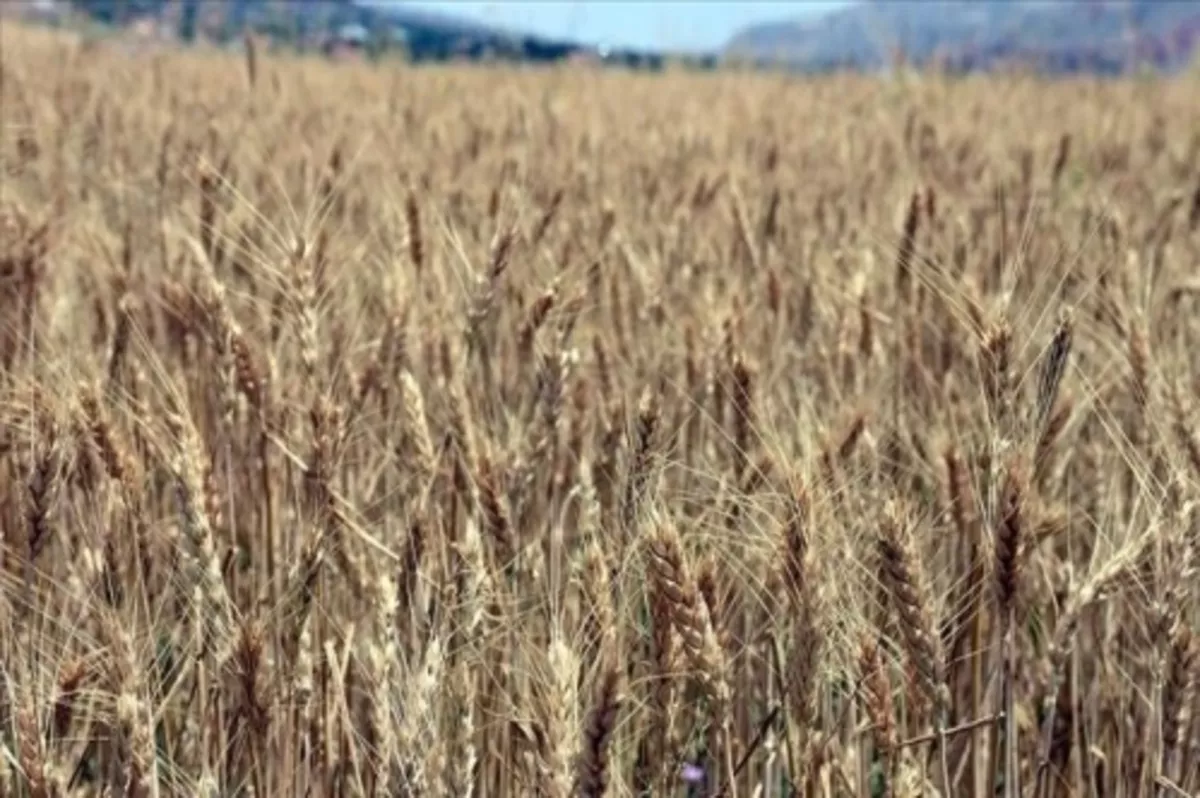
[2,22,1200,798]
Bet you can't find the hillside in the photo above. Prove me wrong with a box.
[55,0,680,66]
[42,0,1200,74]
[725,0,1200,73]
[59,0,569,55]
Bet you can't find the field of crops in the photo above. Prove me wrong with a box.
[3,22,1200,798]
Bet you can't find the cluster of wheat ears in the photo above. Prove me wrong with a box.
[2,23,1200,798]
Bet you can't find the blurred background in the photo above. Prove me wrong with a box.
[8,1,1200,74]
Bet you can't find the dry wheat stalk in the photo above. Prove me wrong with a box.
[1,32,1198,798]
[576,653,623,798]
[878,500,949,730]
[164,407,235,663]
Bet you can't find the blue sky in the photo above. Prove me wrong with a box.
[399,2,852,53]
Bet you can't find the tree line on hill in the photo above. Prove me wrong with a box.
[61,0,1200,75]
[63,0,719,70]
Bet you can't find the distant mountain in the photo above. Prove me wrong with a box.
[62,0,1197,75]
[725,0,1200,74]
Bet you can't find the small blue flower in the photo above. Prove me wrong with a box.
[681,763,705,784]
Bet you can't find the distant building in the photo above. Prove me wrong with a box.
[323,23,369,60]
[338,24,368,48]
[11,0,65,23]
